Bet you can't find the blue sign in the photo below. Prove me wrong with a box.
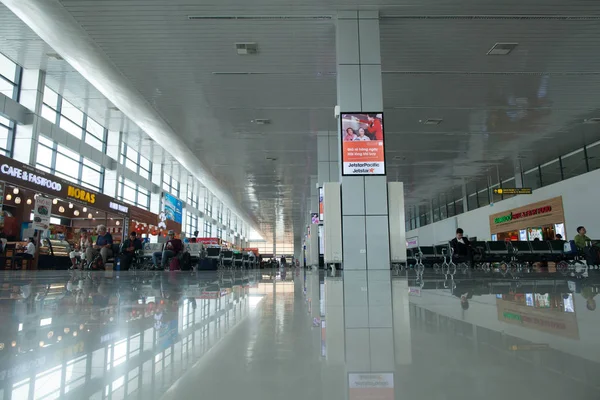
[164,192,183,224]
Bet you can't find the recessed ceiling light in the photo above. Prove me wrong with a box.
[487,43,518,55]
[46,53,64,60]
[235,42,258,55]
[423,118,443,125]
[584,117,600,124]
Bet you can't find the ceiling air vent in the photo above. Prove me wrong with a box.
[46,53,63,60]
[423,118,443,125]
[265,157,278,161]
[584,118,600,124]
[253,119,270,125]
[108,106,120,111]
[487,42,518,55]
[235,42,258,55]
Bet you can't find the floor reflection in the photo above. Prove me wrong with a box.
[0,268,598,399]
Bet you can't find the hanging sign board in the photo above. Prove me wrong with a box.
[32,196,52,231]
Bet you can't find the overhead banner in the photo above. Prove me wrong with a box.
[341,113,386,176]
[163,192,183,224]
[32,196,52,231]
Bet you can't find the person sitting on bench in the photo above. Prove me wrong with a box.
[120,231,142,271]
[152,230,182,270]
[450,228,473,266]
[86,225,113,265]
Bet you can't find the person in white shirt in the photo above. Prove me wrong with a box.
[70,229,91,269]
[353,127,371,141]
[24,237,36,258]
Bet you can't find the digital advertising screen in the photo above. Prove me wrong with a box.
[163,192,183,224]
[319,187,324,221]
[341,113,386,176]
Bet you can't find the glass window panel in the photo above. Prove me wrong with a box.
[126,158,137,172]
[82,166,101,190]
[139,167,150,180]
[55,170,78,184]
[41,104,58,123]
[561,148,587,180]
[43,86,59,108]
[59,117,83,139]
[586,142,600,171]
[83,157,101,170]
[477,188,490,207]
[86,117,104,138]
[0,126,8,151]
[540,159,562,186]
[61,100,84,126]
[123,184,136,202]
[126,146,138,162]
[85,133,103,150]
[0,115,9,127]
[0,78,14,98]
[36,144,53,168]
[56,153,80,176]
[139,155,150,171]
[39,134,54,147]
[467,193,478,211]
[58,144,80,161]
[0,53,16,83]
[522,167,542,190]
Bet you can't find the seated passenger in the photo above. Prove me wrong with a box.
[152,230,182,270]
[450,228,471,257]
[574,226,592,250]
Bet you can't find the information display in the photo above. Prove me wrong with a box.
[341,113,386,176]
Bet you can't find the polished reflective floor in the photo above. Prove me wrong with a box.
[0,267,598,399]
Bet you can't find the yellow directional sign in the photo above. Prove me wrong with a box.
[494,188,532,195]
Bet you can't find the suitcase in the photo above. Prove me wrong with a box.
[169,256,180,271]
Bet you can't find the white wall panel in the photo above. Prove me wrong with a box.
[407,168,600,245]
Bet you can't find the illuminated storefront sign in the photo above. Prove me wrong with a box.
[494,206,552,224]
[67,186,96,204]
[1,164,62,191]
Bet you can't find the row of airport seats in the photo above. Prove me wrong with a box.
[406,240,586,272]
[135,243,258,270]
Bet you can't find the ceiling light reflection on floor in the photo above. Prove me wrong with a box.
[249,295,265,310]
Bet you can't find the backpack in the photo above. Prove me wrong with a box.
[179,252,192,271]
[89,254,105,271]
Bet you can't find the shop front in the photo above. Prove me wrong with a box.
[489,196,566,241]
[0,154,129,268]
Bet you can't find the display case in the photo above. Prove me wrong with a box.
[40,239,73,257]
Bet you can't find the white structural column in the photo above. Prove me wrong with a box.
[307,176,319,266]
[336,11,394,373]
[317,130,339,185]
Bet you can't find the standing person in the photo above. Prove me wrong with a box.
[152,230,182,270]
[450,228,472,266]
[120,231,142,271]
[86,225,113,265]
[191,231,199,243]
[70,229,91,269]
[343,127,357,142]
[353,127,371,141]
[280,255,287,268]
[366,114,383,141]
